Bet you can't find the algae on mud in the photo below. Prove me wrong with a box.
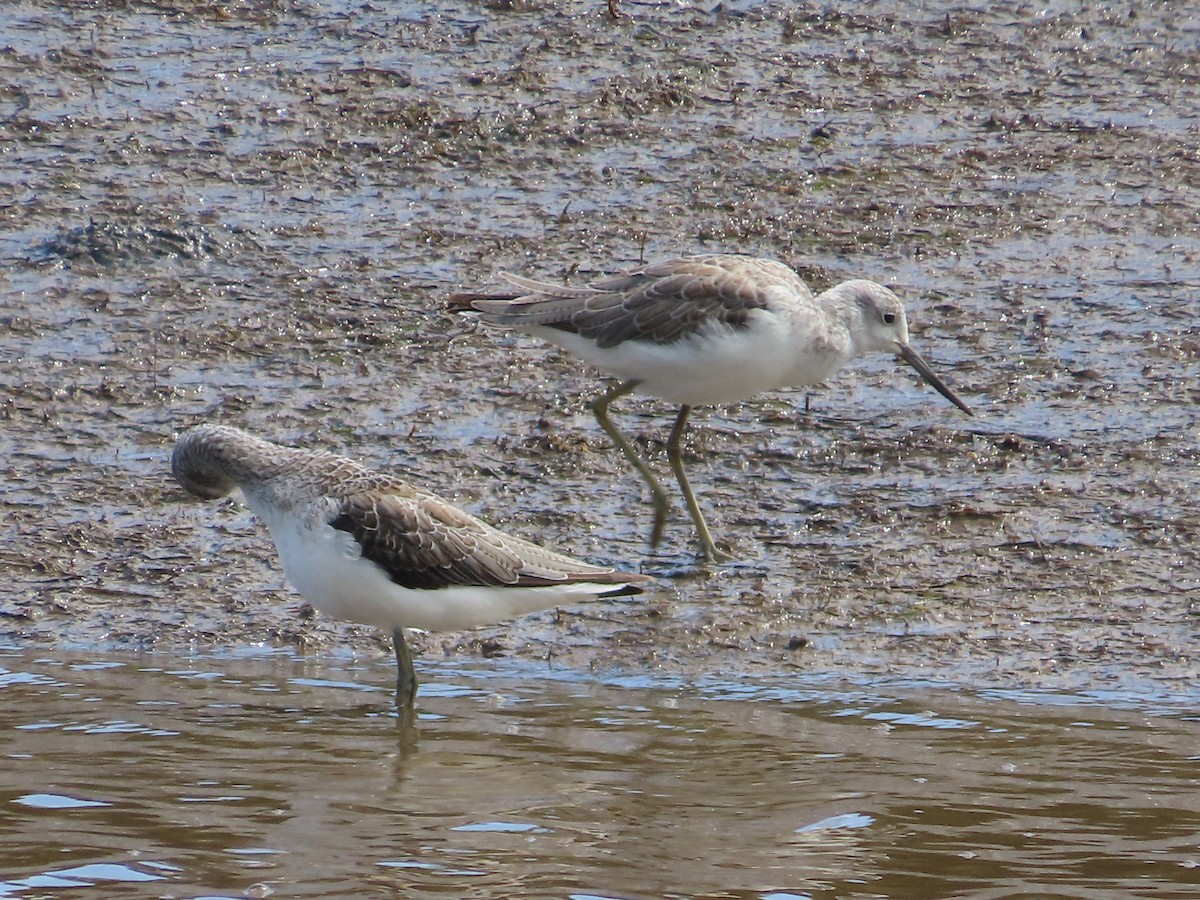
[1,1,1197,700]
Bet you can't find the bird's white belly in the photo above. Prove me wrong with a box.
[533,319,842,406]
[257,508,615,633]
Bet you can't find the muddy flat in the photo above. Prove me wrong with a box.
[2,0,1198,704]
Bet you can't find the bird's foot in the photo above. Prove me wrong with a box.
[697,540,735,565]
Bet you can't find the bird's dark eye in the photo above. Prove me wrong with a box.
[883,312,896,324]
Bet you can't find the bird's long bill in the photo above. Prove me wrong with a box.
[897,344,973,416]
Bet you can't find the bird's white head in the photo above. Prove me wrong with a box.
[827,279,912,356]
[822,279,972,415]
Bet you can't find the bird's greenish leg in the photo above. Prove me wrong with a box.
[667,406,733,563]
[393,628,418,709]
[592,379,673,548]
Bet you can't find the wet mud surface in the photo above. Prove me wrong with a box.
[2,1,1198,701]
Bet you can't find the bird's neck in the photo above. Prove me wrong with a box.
[227,445,310,514]
[778,300,855,385]
[819,291,872,357]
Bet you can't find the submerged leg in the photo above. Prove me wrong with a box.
[591,379,673,548]
[393,627,418,709]
[667,406,733,563]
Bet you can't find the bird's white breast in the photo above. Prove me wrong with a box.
[529,307,851,406]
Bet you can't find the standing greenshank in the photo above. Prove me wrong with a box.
[171,424,651,711]
[452,254,972,563]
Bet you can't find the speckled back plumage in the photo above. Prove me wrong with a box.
[468,254,817,349]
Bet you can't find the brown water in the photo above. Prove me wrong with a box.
[1,651,1197,899]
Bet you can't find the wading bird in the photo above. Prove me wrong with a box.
[451,254,972,562]
[172,424,651,711]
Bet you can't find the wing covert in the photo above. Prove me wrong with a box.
[475,255,813,349]
[329,492,527,590]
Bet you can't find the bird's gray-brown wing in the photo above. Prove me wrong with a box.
[459,255,814,349]
[328,482,643,591]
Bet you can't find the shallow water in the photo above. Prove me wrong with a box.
[1,651,1197,899]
